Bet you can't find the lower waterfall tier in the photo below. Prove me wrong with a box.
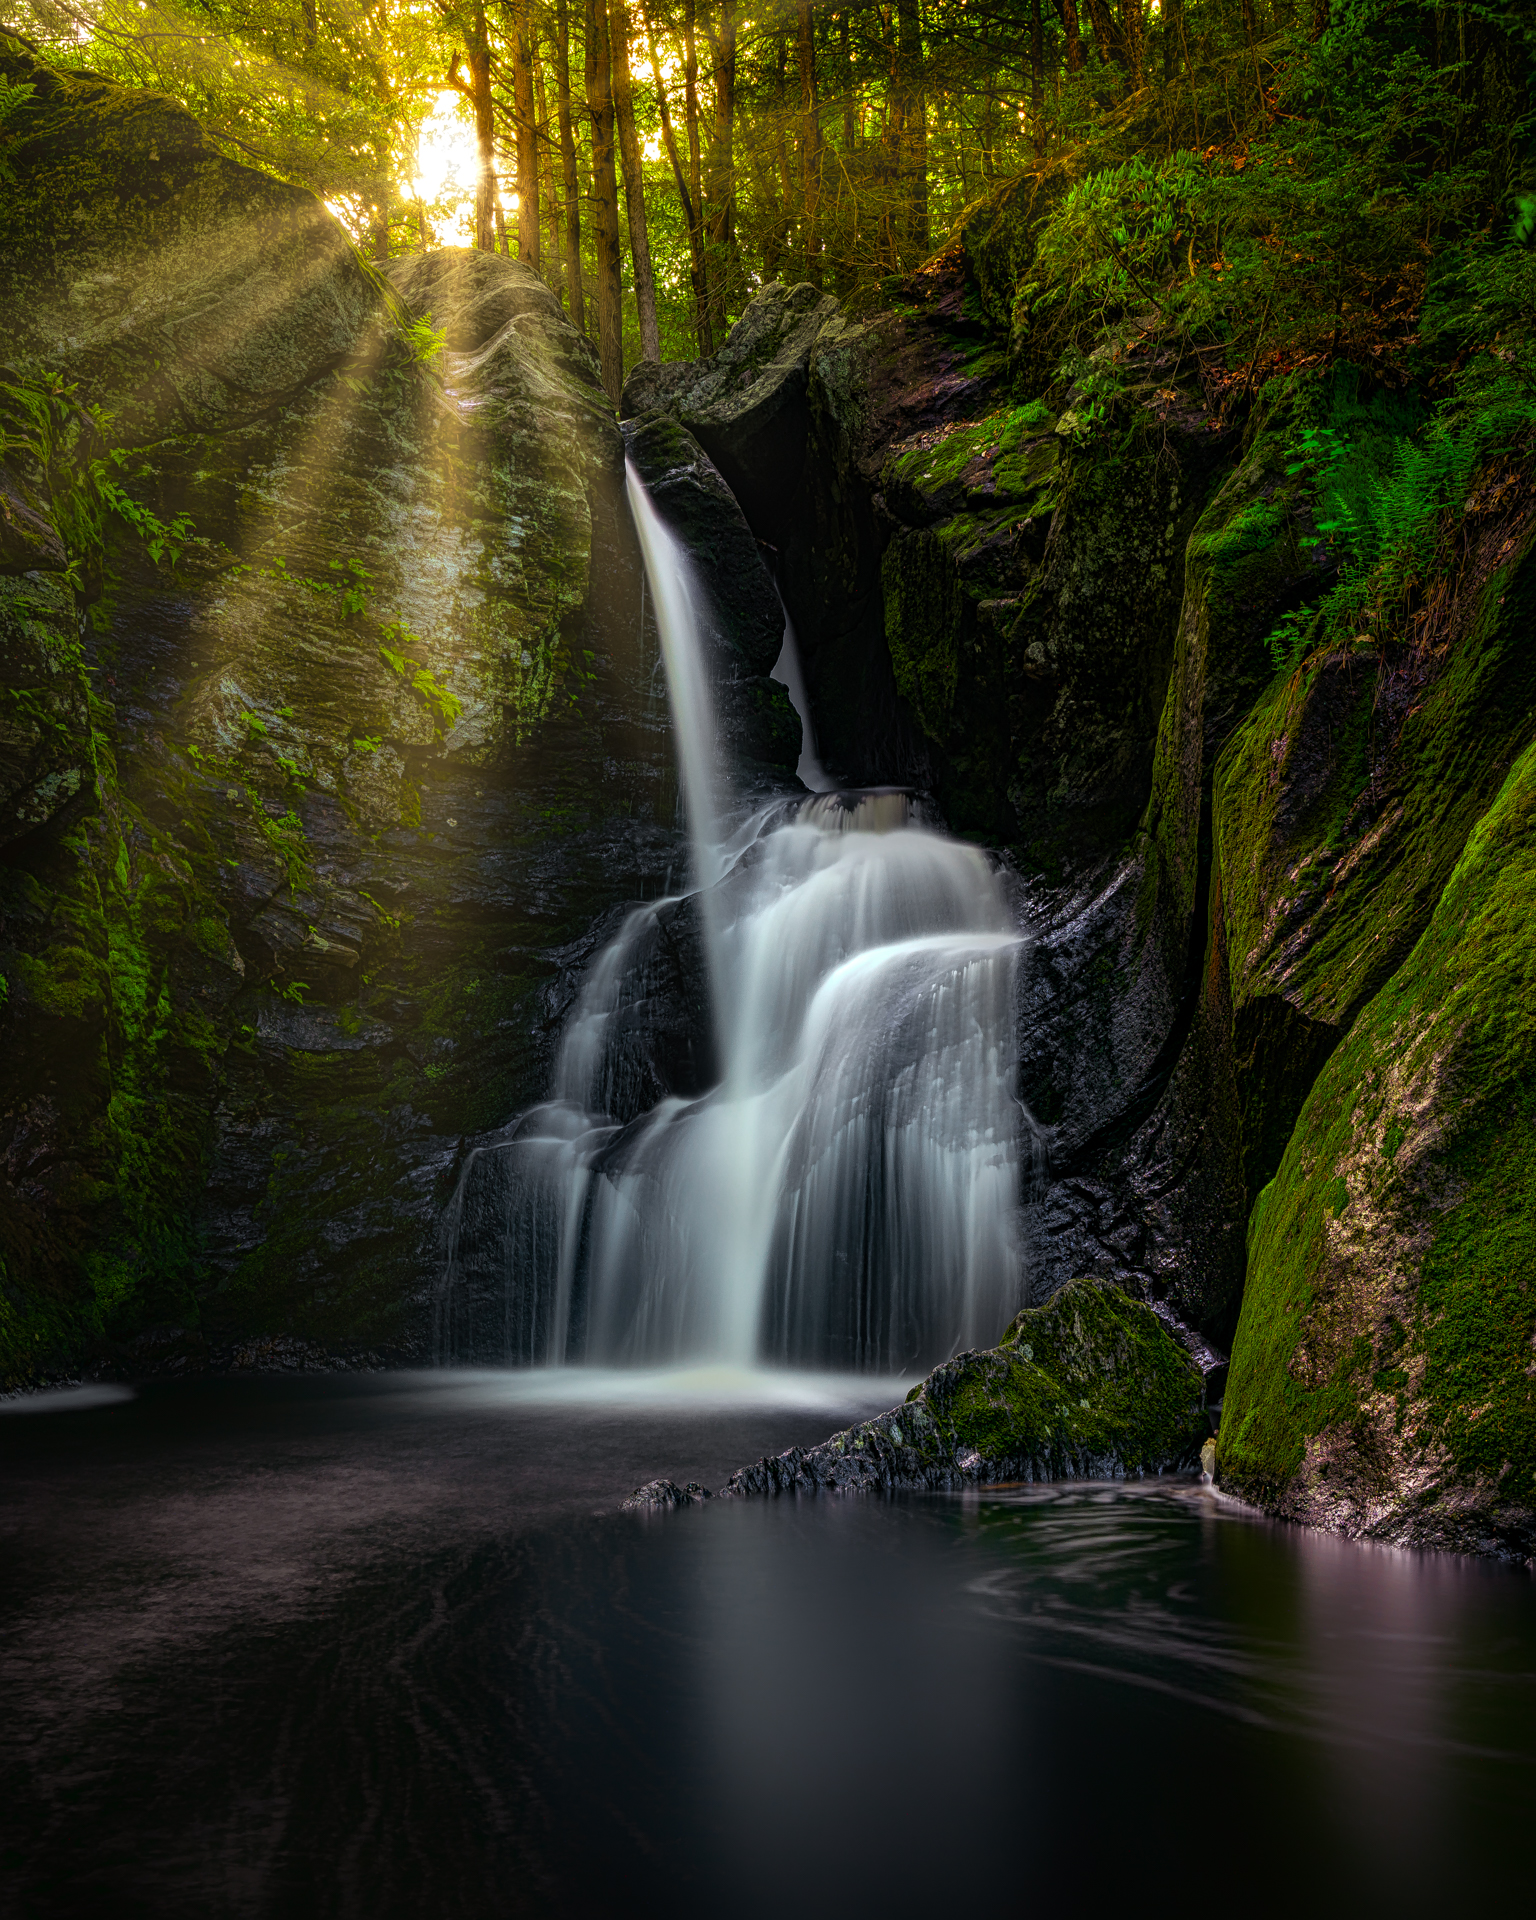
[442,797,1030,1373]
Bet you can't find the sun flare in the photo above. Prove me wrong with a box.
[409,88,480,245]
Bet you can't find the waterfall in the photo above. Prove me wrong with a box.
[439,464,1026,1374]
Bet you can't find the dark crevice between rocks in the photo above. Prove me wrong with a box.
[1050,781,1214,1182]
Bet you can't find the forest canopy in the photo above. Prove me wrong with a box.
[1,0,1532,408]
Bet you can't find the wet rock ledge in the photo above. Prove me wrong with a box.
[621,1280,1208,1511]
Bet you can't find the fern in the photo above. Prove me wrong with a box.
[1267,351,1536,672]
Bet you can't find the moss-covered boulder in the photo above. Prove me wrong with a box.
[1218,738,1536,1559]
[1024,388,1335,1336]
[0,39,677,1385]
[713,1279,1207,1498]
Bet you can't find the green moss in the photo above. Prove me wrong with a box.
[1220,738,1536,1522]
[882,403,1060,514]
[1218,504,1536,1036]
[939,1278,1206,1469]
[1418,1129,1536,1499]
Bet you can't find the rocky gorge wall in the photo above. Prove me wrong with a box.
[622,188,1535,1559]
[3,35,1532,1565]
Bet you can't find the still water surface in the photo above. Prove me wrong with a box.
[4,1370,1533,1917]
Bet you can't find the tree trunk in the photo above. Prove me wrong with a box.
[704,0,737,342]
[1056,0,1084,74]
[840,10,855,158]
[532,30,560,289]
[509,0,540,269]
[555,0,585,329]
[643,0,713,354]
[448,7,497,252]
[1119,0,1146,86]
[796,0,821,285]
[1030,0,1045,154]
[1163,0,1185,81]
[1083,0,1128,72]
[610,0,661,361]
[895,0,926,263]
[770,31,793,281]
[585,0,625,402]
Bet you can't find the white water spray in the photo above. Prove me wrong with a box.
[440,464,1026,1373]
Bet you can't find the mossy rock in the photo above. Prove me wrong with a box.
[1218,738,1536,1560]
[716,1278,1207,1497]
[1214,490,1536,1197]
[953,167,1076,340]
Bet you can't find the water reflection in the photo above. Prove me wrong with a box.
[2,1384,1532,1917]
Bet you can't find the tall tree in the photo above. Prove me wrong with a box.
[584,0,626,400]
[531,28,560,285]
[447,3,497,251]
[643,0,713,353]
[704,0,738,341]
[1030,0,1045,154]
[895,0,927,261]
[796,0,821,284]
[1058,0,1085,74]
[610,0,661,361]
[507,0,540,268]
[554,0,586,329]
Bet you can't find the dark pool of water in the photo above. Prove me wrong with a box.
[3,1370,1533,1918]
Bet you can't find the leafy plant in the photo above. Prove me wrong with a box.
[403,315,447,365]
[378,621,463,735]
[0,77,36,185]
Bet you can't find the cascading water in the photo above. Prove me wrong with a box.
[439,465,1027,1374]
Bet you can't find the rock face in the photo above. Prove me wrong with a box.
[4,41,1531,1562]
[715,1280,1208,1498]
[1218,740,1536,1560]
[620,410,800,782]
[0,34,678,1381]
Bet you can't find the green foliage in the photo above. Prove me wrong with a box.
[0,72,34,181]
[0,369,197,593]
[255,804,310,890]
[379,621,463,735]
[1020,4,1525,422]
[1026,152,1207,343]
[1265,338,1536,670]
[403,315,447,365]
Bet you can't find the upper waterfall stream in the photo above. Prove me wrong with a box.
[441,465,1027,1373]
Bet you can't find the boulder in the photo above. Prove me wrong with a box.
[717,1279,1208,1497]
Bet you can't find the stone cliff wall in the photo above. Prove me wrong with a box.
[0,36,679,1380]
